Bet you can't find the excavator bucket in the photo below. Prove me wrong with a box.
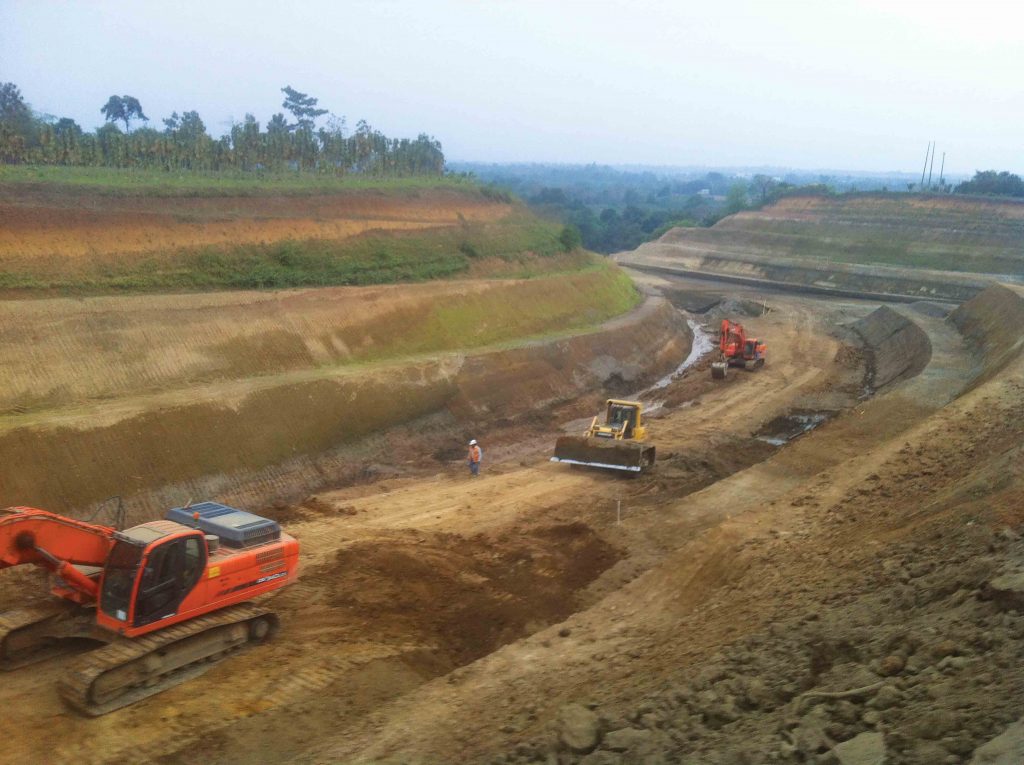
[711,361,728,380]
[550,436,656,473]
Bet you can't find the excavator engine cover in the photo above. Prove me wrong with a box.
[165,502,281,549]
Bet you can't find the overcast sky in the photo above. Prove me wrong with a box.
[2,0,1021,174]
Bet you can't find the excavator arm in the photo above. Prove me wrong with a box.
[0,507,116,601]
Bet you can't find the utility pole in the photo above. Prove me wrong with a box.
[939,152,946,188]
[927,141,936,188]
[925,141,933,189]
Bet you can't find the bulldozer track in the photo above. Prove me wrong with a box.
[58,603,277,716]
[0,601,89,670]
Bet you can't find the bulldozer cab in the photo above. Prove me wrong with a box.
[606,400,640,439]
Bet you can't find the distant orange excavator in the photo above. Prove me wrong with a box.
[711,319,767,379]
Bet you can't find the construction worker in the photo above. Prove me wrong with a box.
[467,439,482,477]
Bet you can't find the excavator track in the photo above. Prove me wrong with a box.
[0,601,95,670]
[58,603,278,716]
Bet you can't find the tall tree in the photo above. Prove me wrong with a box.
[101,95,148,132]
[281,86,328,131]
[0,82,35,162]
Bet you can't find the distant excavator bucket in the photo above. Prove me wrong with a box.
[550,436,656,473]
[711,362,728,380]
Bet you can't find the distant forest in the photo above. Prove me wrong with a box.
[0,83,445,175]
[453,163,1019,254]
[450,163,839,253]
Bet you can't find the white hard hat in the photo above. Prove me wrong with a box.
[469,439,477,445]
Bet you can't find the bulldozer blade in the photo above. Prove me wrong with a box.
[551,436,655,473]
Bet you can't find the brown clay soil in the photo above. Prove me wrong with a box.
[1,273,1023,765]
[0,186,511,258]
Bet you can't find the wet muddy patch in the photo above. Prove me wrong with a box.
[755,410,835,446]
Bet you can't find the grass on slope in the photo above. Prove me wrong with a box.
[0,215,572,293]
[707,195,1024,275]
[359,259,643,362]
[0,165,484,197]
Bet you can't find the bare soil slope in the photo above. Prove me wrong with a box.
[0,185,510,259]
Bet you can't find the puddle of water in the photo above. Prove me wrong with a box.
[755,410,833,446]
[647,319,716,392]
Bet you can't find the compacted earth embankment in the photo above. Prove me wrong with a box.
[0,277,689,521]
[0,176,691,519]
[618,193,1024,303]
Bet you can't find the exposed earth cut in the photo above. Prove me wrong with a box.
[1,189,1023,765]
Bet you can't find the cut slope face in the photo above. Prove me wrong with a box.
[0,292,687,518]
[851,305,932,391]
[692,194,1024,275]
[0,264,637,414]
[0,185,510,259]
[0,182,572,293]
[620,193,1024,303]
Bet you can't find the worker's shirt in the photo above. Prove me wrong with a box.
[468,445,481,463]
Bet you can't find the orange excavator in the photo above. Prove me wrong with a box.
[0,502,298,715]
[711,319,766,379]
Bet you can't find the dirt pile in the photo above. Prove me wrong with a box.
[850,306,932,391]
[949,284,1024,386]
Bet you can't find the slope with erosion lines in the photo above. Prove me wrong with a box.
[0,284,686,520]
[0,262,636,414]
[0,185,511,259]
[620,193,1024,303]
[697,194,1024,275]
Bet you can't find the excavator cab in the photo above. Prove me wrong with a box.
[99,529,206,628]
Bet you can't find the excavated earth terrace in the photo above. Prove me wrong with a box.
[1,269,1024,765]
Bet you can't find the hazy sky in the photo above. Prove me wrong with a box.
[2,1,1021,174]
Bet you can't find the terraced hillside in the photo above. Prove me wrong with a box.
[0,173,574,292]
[621,193,1024,302]
[675,194,1024,274]
[0,173,687,518]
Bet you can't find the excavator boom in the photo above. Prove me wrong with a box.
[0,508,116,601]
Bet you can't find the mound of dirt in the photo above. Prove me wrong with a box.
[851,306,932,392]
[949,284,1024,385]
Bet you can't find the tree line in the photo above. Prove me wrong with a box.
[954,170,1024,198]
[0,83,445,175]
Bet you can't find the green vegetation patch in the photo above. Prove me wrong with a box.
[0,214,577,294]
[340,259,642,363]
[0,165,473,197]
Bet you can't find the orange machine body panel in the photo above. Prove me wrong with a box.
[93,520,299,638]
[1,506,298,640]
[719,319,766,365]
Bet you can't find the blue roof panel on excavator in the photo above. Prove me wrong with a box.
[165,501,281,549]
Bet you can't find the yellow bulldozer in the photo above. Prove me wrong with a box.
[550,399,656,474]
